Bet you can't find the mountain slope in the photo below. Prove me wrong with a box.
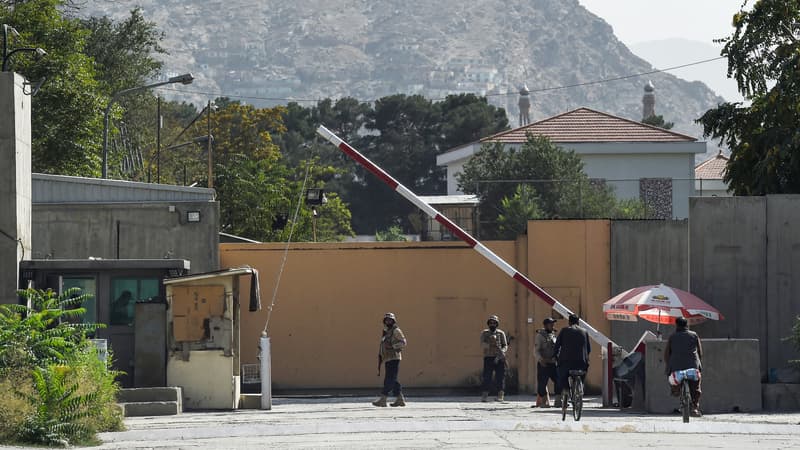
[82,0,724,152]
[630,38,741,103]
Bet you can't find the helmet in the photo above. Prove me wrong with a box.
[384,312,396,321]
[542,317,556,325]
[487,314,499,325]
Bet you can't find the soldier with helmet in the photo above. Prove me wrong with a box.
[534,317,561,407]
[480,314,509,402]
[373,312,407,407]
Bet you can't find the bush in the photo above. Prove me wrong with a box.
[0,288,124,446]
[0,368,35,442]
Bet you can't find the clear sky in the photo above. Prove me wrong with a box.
[578,0,743,47]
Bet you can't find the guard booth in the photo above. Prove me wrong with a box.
[18,259,190,387]
[163,267,260,410]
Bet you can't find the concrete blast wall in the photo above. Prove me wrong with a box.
[690,196,800,376]
[0,72,32,304]
[610,220,689,350]
[645,339,761,413]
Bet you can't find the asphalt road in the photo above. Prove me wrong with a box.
[43,396,800,449]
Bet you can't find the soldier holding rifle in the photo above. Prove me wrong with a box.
[373,312,407,407]
[480,315,509,402]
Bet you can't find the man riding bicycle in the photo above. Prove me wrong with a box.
[554,314,591,392]
[664,316,703,417]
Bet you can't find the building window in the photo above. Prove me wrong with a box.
[422,205,476,241]
[61,277,97,324]
[110,278,160,326]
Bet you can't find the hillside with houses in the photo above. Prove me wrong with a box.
[81,0,723,151]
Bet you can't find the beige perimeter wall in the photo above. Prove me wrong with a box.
[220,220,611,393]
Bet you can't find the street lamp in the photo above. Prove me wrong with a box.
[102,73,194,178]
[2,24,47,72]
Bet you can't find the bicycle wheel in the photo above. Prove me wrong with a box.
[561,389,568,421]
[573,377,584,421]
[681,380,691,423]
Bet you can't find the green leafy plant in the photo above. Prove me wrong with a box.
[497,184,544,239]
[16,365,98,447]
[0,288,103,372]
[375,225,408,242]
[0,288,123,446]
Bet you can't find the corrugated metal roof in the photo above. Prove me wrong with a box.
[479,107,697,144]
[32,174,216,204]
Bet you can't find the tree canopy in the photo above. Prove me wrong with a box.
[457,134,645,238]
[698,0,800,195]
[275,94,508,234]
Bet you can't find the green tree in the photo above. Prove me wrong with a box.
[436,94,509,151]
[189,101,353,242]
[272,95,508,235]
[697,0,800,195]
[1,0,105,176]
[642,114,674,130]
[496,184,544,239]
[457,134,644,237]
[81,8,165,94]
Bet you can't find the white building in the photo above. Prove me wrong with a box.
[436,107,707,219]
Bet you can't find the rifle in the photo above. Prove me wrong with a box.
[493,332,509,369]
[377,354,382,376]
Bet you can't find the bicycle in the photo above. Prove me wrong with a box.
[669,368,700,423]
[561,369,585,421]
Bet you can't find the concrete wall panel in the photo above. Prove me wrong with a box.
[645,339,761,413]
[33,202,219,273]
[689,197,768,373]
[766,195,800,372]
[610,220,688,350]
[0,73,32,304]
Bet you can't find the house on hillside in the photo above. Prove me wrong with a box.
[695,150,731,197]
[435,107,708,219]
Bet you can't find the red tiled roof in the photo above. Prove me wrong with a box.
[695,151,729,179]
[480,107,697,144]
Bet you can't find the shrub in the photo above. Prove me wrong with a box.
[0,288,124,446]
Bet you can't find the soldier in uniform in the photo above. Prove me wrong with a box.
[533,317,561,407]
[480,315,508,402]
[373,312,407,407]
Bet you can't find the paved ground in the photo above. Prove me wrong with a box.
[25,395,800,449]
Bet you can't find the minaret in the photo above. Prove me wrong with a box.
[642,80,655,120]
[518,84,531,126]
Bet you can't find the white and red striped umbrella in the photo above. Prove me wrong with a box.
[603,283,724,325]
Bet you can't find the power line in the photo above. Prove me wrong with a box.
[155,56,727,105]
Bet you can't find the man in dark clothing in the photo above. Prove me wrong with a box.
[554,314,591,392]
[664,316,703,417]
[480,315,508,402]
[533,317,560,407]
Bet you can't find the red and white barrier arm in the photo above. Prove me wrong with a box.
[316,125,615,349]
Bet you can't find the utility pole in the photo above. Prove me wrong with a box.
[156,96,161,183]
[207,100,213,188]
